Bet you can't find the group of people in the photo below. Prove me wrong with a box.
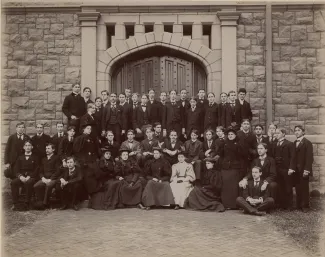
[4,84,314,216]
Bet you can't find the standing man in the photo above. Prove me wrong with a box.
[51,122,66,154]
[293,125,313,212]
[218,92,228,128]
[162,90,184,138]
[131,93,139,111]
[119,93,133,132]
[31,123,52,160]
[4,122,30,179]
[184,97,204,139]
[147,89,162,124]
[124,87,132,104]
[196,89,208,111]
[82,87,94,110]
[225,90,241,130]
[101,90,110,108]
[62,83,86,133]
[80,103,98,141]
[179,89,190,142]
[133,94,152,141]
[204,92,218,133]
[102,93,126,144]
[237,88,252,123]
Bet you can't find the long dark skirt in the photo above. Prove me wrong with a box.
[221,169,240,209]
[142,180,175,207]
[88,180,122,210]
[119,180,143,206]
[184,187,225,212]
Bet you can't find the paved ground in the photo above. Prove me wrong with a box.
[3,207,318,257]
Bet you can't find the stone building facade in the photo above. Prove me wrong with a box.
[1,0,325,192]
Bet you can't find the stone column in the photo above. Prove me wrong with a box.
[135,24,145,36]
[115,22,126,40]
[210,24,221,50]
[154,22,164,34]
[192,23,203,44]
[173,24,183,36]
[78,11,100,99]
[217,11,240,93]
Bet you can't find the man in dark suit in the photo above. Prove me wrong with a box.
[58,126,75,161]
[51,122,66,155]
[139,127,159,167]
[183,129,203,184]
[56,156,83,211]
[185,97,204,139]
[153,122,165,143]
[204,93,218,133]
[236,166,274,216]
[102,93,126,144]
[34,143,61,208]
[133,94,152,141]
[162,90,184,138]
[293,125,314,212]
[225,90,241,130]
[131,93,140,111]
[162,130,184,165]
[196,89,208,111]
[62,83,86,134]
[159,91,168,124]
[178,89,190,142]
[266,124,278,158]
[4,122,30,179]
[82,87,94,111]
[119,93,133,132]
[101,90,110,108]
[218,92,228,128]
[148,89,162,124]
[237,88,252,123]
[274,128,296,210]
[31,123,52,160]
[253,124,270,158]
[240,143,277,199]
[120,130,142,162]
[80,103,98,141]
[124,87,132,104]
[200,129,216,160]
[11,140,39,210]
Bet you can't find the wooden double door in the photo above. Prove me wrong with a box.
[112,56,207,97]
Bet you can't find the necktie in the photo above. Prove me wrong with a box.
[296,140,300,148]
[172,102,175,105]
[255,181,259,187]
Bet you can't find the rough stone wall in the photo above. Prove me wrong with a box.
[237,12,266,126]
[2,13,81,139]
[272,9,325,135]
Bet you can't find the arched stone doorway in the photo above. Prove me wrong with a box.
[111,46,207,96]
[97,32,221,99]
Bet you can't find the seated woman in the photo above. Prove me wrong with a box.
[184,158,225,212]
[170,151,196,210]
[115,148,145,209]
[162,130,183,165]
[88,147,121,210]
[142,147,175,210]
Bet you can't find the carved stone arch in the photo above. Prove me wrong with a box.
[96,32,221,97]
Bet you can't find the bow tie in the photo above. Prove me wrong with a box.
[58,133,63,137]
[171,102,176,105]
[142,105,146,107]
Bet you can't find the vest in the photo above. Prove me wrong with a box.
[109,107,118,124]
[143,109,149,125]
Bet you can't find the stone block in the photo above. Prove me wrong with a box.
[48,48,65,55]
[245,26,261,33]
[273,62,290,72]
[237,38,251,49]
[188,41,202,55]
[277,86,301,93]
[281,93,307,104]
[301,48,316,57]
[65,67,80,83]
[318,144,325,156]
[321,79,325,95]
[25,54,37,65]
[68,56,81,67]
[198,45,212,59]
[308,32,321,41]
[291,57,307,73]
[28,29,44,41]
[240,13,253,25]
[57,14,74,25]
[9,34,21,45]
[43,60,60,74]
[205,50,221,65]
[282,73,296,86]
[317,49,325,65]
[314,10,325,32]
[56,84,73,91]
[64,27,80,39]
[25,79,37,90]
[3,114,18,121]
[18,109,35,120]
[237,25,245,37]
[8,79,24,96]
[36,113,56,119]
[275,105,297,117]
[73,38,81,55]
[296,11,313,25]
[38,74,56,90]
[12,50,25,61]
[3,69,17,79]
[250,46,264,55]
[279,26,290,37]
[246,55,264,65]
[238,65,253,76]
[18,65,31,79]
[250,98,265,109]
[2,101,11,113]
[313,66,325,79]
[280,46,300,59]
[32,66,43,74]
[55,39,74,48]
[246,82,258,91]
[170,34,183,48]
[7,15,25,23]
[48,92,62,104]
[180,37,191,50]
[115,41,129,55]
[237,50,245,64]
[309,96,325,108]
[298,109,318,120]
[279,12,295,26]
[301,79,319,93]
[5,24,19,34]
[162,33,172,45]
[253,66,265,81]
[306,125,325,135]
[30,91,47,100]
[12,97,29,109]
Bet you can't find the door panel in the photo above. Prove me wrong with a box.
[112,55,206,97]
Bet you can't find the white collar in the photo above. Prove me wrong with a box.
[191,140,197,143]
[256,135,263,139]
[120,102,125,106]
[296,136,304,142]
[278,138,285,142]
[239,99,245,104]
[259,154,267,160]
[37,133,43,137]
[69,167,76,172]
[47,154,53,160]
[25,152,32,156]
[254,179,260,183]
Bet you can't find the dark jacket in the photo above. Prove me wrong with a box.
[183,140,203,162]
[196,98,208,111]
[60,166,83,184]
[94,107,103,134]
[225,102,241,128]
[294,137,313,175]
[162,101,183,130]
[51,133,67,154]
[145,158,171,181]
[14,153,40,178]
[39,154,61,180]
[178,99,190,127]
[119,102,133,130]
[133,105,152,129]
[147,99,162,124]
[4,133,30,165]
[237,99,252,122]
[100,140,120,159]
[204,103,218,131]
[218,139,245,170]
[237,130,257,161]
[62,92,86,119]
[96,157,115,181]
[102,103,126,131]
[200,139,216,159]
[248,156,277,183]
[243,180,270,200]
[185,107,204,136]
[31,134,52,159]
[140,138,159,153]
[114,159,141,183]
[73,134,100,164]
[58,136,74,160]
[79,113,98,139]
[273,139,296,170]
[218,102,228,128]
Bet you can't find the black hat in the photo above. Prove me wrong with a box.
[226,126,236,134]
[204,157,216,163]
[81,123,92,130]
[101,146,112,153]
[119,147,131,153]
[152,147,163,152]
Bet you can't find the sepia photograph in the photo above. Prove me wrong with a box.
[1,0,325,256]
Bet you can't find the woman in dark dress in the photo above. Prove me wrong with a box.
[114,148,145,208]
[88,147,122,210]
[58,126,75,161]
[184,157,224,212]
[218,127,245,209]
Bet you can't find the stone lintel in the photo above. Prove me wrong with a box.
[77,12,100,23]
[217,11,240,27]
